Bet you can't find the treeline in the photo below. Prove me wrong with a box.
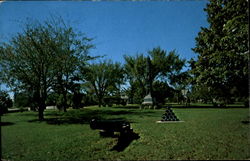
[9,46,189,109]
[0,0,248,119]
[0,16,189,120]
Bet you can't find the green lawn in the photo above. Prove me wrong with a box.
[1,106,249,160]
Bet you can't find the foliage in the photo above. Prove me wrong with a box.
[72,92,84,109]
[103,96,127,107]
[124,54,147,104]
[13,91,31,108]
[191,0,249,104]
[0,17,94,120]
[45,92,57,106]
[0,90,13,115]
[82,93,98,106]
[152,80,175,104]
[148,47,186,83]
[50,17,95,112]
[124,47,186,104]
[82,60,125,107]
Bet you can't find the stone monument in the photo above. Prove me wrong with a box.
[141,56,155,109]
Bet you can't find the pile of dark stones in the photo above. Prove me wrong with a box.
[161,107,179,121]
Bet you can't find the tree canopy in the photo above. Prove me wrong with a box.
[191,0,249,104]
[124,47,186,104]
[0,17,94,120]
[82,60,125,107]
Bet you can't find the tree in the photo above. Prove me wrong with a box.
[0,91,13,115]
[46,92,57,106]
[13,91,32,108]
[124,47,186,104]
[82,60,125,107]
[124,54,147,103]
[149,47,186,83]
[192,0,249,105]
[49,18,94,112]
[152,81,175,105]
[0,18,94,120]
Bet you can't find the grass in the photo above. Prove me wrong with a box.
[166,102,245,108]
[1,105,250,160]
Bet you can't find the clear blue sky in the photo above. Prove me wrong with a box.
[0,1,209,64]
[0,1,209,93]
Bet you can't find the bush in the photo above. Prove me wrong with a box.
[152,81,175,105]
[46,93,57,106]
[56,94,64,110]
[82,94,98,106]
[72,92,84,109]
[14,91,31,108]
[0,91,13,115]
[244,98,249,107]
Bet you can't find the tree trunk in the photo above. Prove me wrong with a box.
[38,107,44,121]
[98,96,102,107]
[63,92,67,112]
[38,101,45,121]
[38,87,46,121]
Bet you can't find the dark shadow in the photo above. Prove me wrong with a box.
[47,109,149,125]
[92,117,129,122]
[46,111,127,125]
[89,118,140,152]
[0,122,15,126]
[116,105,141,109]
[27,119,43,123]
[20,112,38,116]
[27,108,155,125]
[241,121,250,124]
[111,132,140,152]
[241,116,250,124]
[45,114,106,125]
[160,105,248,109]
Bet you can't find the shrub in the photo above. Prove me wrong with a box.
[0,91,13,115]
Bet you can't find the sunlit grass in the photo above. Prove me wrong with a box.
[1,106,249,160]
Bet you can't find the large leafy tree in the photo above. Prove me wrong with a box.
[48,18,94,112]
[0,18,94,120]
[192,0,249,104]
[149,47,186,83]
[82,60,124,107]
[124,47,186,104]
[124,54,147,103]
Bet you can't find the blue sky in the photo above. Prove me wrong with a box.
[0,1,209,93]
[0,1,209,64]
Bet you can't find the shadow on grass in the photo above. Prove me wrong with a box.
[94,125,140,152]
[241,121,250,124]
[20,112,38,116]
[0,122,15,126]
[160,105,248,109]
[111,132,140,152]
[116,105,141,109]
[28,108,152,125]
[241,116,250,124]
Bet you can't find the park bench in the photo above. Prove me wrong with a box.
[90,119,133,137]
